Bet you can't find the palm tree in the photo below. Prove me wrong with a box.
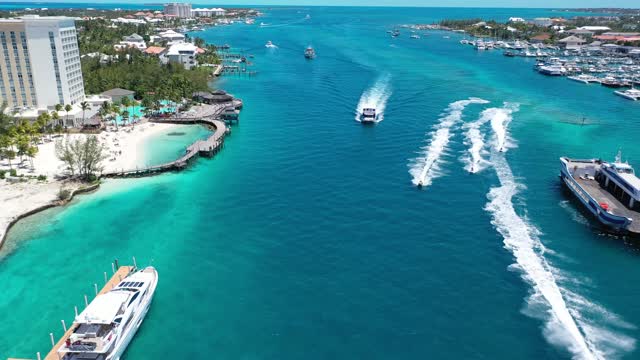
[80,101,90,127]
[120,97,132,125]
[111,105,121,130]
[51,111,61,129]
[64,104,73,127]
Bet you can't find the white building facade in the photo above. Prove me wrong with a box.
[0,15,84,110]
[164,3,192,18]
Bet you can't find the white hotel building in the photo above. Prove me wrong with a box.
[0,15,85,111]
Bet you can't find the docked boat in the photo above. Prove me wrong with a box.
[601,77,625,88]
[503,51,516,57]
[538,65,567,76]
[304,46,316,59]
[567,74,600,84]
[615,88,640,101]
[265,41,277,48]
[57,266,158,360]
[560,153,640,235]
[391,29,400,37]
[360,108,378,124]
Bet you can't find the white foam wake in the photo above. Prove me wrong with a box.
[485,113,634,359]
[462,103,519,173]
[355,74,392,123]
[490,103,519,153]
[409,98,488,187]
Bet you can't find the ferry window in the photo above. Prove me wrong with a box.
[114,317,122,324]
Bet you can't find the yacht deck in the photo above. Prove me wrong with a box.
[45,266,134,360]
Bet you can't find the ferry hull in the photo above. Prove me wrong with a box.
[560,159,632,233]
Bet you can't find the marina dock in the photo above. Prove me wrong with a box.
[8,265,135,360]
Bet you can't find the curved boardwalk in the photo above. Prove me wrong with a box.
[101,117,229,179]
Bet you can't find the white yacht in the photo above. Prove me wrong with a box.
[615,88,640,101]
[265,41,277,48]
[568,74,600,84]
[410,34,420,39]
[57,267,158,360]
[360,108,378,124]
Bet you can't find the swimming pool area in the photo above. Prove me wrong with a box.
[113,101,178,125]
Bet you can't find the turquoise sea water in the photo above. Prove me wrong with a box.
[2,6,640,360]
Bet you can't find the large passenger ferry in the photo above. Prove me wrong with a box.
[560,153,640,235]
[57,266,158,360]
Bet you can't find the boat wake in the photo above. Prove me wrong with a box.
[462,103,519,173]
[355,74,392,123]
[408,98,488,188]
[485,116,635,360]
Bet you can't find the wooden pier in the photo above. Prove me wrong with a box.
[101,117,228,179]
[7,265,135,360]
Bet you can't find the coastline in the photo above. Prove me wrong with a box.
[0,180,99,251]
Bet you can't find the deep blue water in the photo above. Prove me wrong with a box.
[2,6,640,360]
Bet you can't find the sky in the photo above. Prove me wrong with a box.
[24,0,640,7]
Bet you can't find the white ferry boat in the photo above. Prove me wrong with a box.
[614,88,640,101]
[360,108,378,124]
[57,267,158,360]
[560,153,640,235]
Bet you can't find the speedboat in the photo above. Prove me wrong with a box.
[360,108,378,124]
[410,34,420,39]
[614,88,640,101]
[57,267,158,360]
[265,41,277,48]
[304,46,316,59]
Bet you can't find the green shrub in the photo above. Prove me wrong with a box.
[58,189,71,201]
[9,169,17,177]
[37,175,47,181]
[0,170,5,179]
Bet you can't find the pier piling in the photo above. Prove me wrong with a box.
[84,295,88,307]
[94,283,98,296]
[74,306,78,317]
[49,333,54,347]
[61,320,66,332]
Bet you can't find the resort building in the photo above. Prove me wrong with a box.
[508,17,525,23]
[114,33,147,51]
[567,28,595,38]
[164,3,192,18]
[152,29,185,44]
[577,26,611,33]
[0,15,85,110]
[531,18,553,27]
[101,88,135,104]
[192,8,227,17]
[558,35,586,50]
[144,46,167,57]
[165,42,201,69]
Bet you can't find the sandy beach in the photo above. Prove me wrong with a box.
[0,122,178,249]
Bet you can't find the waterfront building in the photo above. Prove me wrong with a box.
[165,42,201,69]
[558,35,586,50]
[508,17,525,23]
[192,8,227,17]
[153,29,185,44]
[567,28,595,38]
[531,18,553,27]
[577,26,611,33]
[144,46,167,57]
[0,15,84,110]
[164,3,193,18]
